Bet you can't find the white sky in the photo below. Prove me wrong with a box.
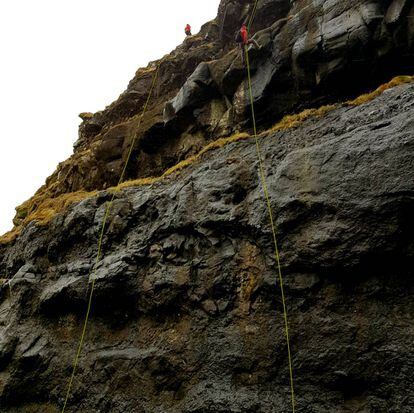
[0,0,220,235]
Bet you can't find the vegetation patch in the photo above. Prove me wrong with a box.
[135,66,157,76]
[271,104,337,132]
[22,190,96,226]
[0,228,21,245]
[116,132,250,190]
[347,75,414,106]
[0,190,96,245]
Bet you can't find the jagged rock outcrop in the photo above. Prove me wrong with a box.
[1,79,414,412]
[11,0,414,228]
[1,0,414,411]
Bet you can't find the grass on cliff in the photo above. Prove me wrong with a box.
[347,75,414,105]
[22,190,96,225]
[1,75,413,245]
[271,104,337,131]
[117,132,250,190]
[0,190,96,245]
[0,228,21,246]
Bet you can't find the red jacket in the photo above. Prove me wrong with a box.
[240,25,248,45]
[185,24,191,33]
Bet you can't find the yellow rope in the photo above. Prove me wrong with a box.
[245,48,296,412]
[247,0,259,30]
[61,65,160,413]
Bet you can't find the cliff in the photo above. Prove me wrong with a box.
[0,0,414,412]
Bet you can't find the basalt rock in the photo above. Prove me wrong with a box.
[1,0,414,411]
[16,0,414,209]
[1,79,414,412]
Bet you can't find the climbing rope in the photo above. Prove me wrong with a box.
[244,1,296,410]
[61,65,160,413]
[61,1,293,409]
[247,0,259,31]
[245,46,296,413]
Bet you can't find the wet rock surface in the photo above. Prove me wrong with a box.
[0,82,413,412]
[17,0,414,215]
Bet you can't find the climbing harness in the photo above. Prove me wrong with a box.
[61,65,160,413]
[245,1,296,411]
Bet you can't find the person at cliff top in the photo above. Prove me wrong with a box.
[185,24,192,36]
[236,23,260,64]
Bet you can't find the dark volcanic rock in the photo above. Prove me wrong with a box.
[2,0,414,411]
[18,0,414,212]
[0,82,413,412]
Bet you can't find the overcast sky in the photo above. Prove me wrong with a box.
[0,0,220,235]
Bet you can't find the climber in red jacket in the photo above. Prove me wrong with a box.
[236,23,260,64]
[185,24,192,36]
[240,23,248,45]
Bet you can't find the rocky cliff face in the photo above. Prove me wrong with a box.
[1,0,414,412]
[10,0,414,231]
